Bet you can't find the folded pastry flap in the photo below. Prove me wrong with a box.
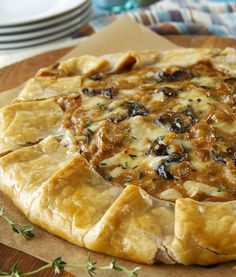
[25,50,159,95]
[66,48,219,79]
[84,185,175,265]
[166,198,236,265]
[29,154,121,247]
[0,137,74,216]
[54,55,110,76]
[17,50,160,103]
[0,99,64,153]
[18,48,228,103]
[18,76,82,100]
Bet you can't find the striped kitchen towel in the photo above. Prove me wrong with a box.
[72,0,236,38]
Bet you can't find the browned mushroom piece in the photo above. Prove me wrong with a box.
[155,108,197,134]
[82,87,116,99]
[154,68,192,82]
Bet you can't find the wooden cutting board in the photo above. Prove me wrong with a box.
[0,35,236,277]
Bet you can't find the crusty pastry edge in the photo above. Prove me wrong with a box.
[36,47,236,76]
[18,47,236,100]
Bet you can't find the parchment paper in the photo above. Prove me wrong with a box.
[0,16,235,276]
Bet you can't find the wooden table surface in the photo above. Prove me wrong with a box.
[0,35,236,277]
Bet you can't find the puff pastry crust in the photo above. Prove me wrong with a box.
[1,48,236,266]
[84,185,175,264]
[30,154,121,247]
[0,136,75,216]
[166,198,236,265]
[0,99,63,154]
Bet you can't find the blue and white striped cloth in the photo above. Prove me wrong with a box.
[72,0,236,38]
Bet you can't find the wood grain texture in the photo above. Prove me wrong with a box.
[0,243,72,276]
[0,35,236,277]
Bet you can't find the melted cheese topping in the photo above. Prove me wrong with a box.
[184,181,227,198]
[176,88,217,115]
[128,116,169,151]
[59,59,236,202]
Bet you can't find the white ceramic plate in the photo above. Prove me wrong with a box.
[0,6,92,42]
[0,0,91,34]
[0,12,92,50]
[0,0,88,26]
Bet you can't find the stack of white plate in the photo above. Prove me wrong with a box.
[0,0,92,50]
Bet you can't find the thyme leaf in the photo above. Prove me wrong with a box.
[0,256,140,277]
[0,205,35,240]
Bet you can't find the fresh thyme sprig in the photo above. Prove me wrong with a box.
[0,256,141,277]
[0,205,35,240]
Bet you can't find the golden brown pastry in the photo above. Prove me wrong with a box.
[0,99,63,154]
[165,198,236,265]
[30,155,121,247]
[84,185,175,264]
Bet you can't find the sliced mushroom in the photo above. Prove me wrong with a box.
[155,108,197,134]
[211,146,236,165]
[107,101,149,124]
[154,68,192,82]
[156,160,174,180]
[153,142,187,180]
[211,150,226,165]
[125,101,149,117]
[82,87,116,99]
